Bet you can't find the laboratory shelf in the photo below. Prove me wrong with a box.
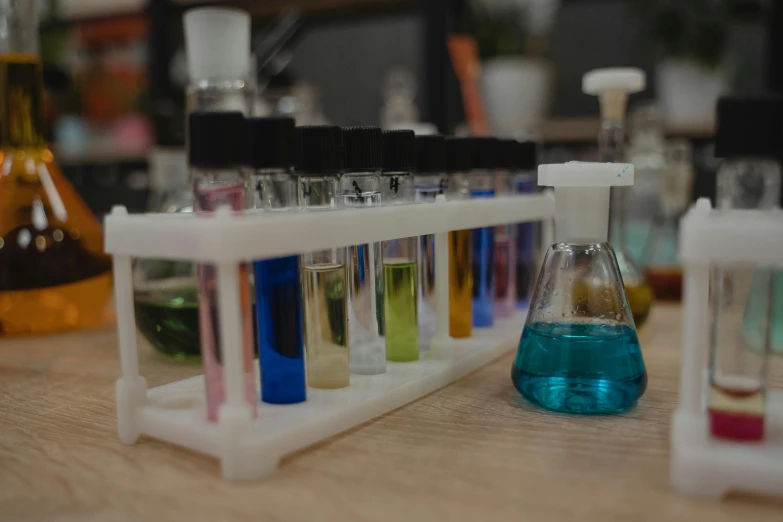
[106,192,554,481]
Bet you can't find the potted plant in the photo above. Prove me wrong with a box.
[644,0,764,130]
[465,0,559,136]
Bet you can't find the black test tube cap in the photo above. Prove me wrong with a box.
[715,95,783,158]
[382,130,416,172]
[189,111,246,169]
[295,125,343,173]
[246,117,296,169]
[414,134,446,173]
[343,126,383,171]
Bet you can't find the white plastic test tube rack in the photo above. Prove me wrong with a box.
[671,198,783,499]
[106,193,555,481]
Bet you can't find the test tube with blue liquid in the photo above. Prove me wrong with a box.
[381,130,419,362]
[413,135,447,349]
[512,162,647,415]
[510,140,538,308]
[247,117,306,405]
[469,137,498,327]
[189,111,257,421]
[296,126,350,389]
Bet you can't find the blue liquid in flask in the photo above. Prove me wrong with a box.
[512,321,647,414]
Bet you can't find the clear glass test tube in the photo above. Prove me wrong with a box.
[194,178,257,422]
[709,263,772,441]
[413,172,441,348]
[300,173,349,388]
[297,125,350,388]
[342,170,386,371]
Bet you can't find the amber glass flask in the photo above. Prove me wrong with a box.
[0,4,112,335]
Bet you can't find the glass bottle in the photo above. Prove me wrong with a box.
[133,6,252,359]
[642,140,694,301]
[445,137,473,338]
[189,111,256,422]
[381,130,419,361]
[0,1,112,335]
[413,135,446,349]
[470,137,498,328]
[248,117,306,405]
[711,96,783,357]
[509,140,538,308]
[512,162,647,415]
[342,127,386,371]
[583,68,654,328]
[625,103,665,263]
[296,126,350,389]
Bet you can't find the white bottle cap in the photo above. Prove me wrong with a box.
[538,161,634,243]
[184,7,251,83]
[582,68,645,122]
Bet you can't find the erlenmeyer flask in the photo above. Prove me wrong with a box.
[0,2,112,335]
[512,162,647,414]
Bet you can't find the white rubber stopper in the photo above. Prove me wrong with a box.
[184,7,251,83]
[539,161,634,243]
[582,68,646,122]
[582,68,646,95]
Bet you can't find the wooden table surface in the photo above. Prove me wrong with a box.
[2,304,782,522]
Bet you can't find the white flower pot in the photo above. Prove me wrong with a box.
[655,58,729,131]
[481,57,552,136]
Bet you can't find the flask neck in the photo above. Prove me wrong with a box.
[598,120,627,250]
[0,52,46,149]
[554,186,610,244]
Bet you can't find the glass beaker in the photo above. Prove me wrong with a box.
[0,1,113,335]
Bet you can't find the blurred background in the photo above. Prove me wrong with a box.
[36,0,780,217]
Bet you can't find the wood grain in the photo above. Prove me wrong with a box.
[1,304,782,521]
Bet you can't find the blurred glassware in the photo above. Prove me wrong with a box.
[642,139,694,301]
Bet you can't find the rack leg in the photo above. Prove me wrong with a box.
[111,216,147,444]
[216,257,254,479]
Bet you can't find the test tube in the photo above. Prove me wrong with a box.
[247,117,306,405]
[510,140,538,308]
[708,265,772,441]
[445,137,473,338]
[296,126,350,389]
[708,96,783,438]
[189,111,257,422]
[413,135,447,349]
[494,139,516,318]
[470,137,498,328]
[342,127,387,372]
[381,130,419,361]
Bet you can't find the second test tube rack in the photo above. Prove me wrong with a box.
[106,192,555,481]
